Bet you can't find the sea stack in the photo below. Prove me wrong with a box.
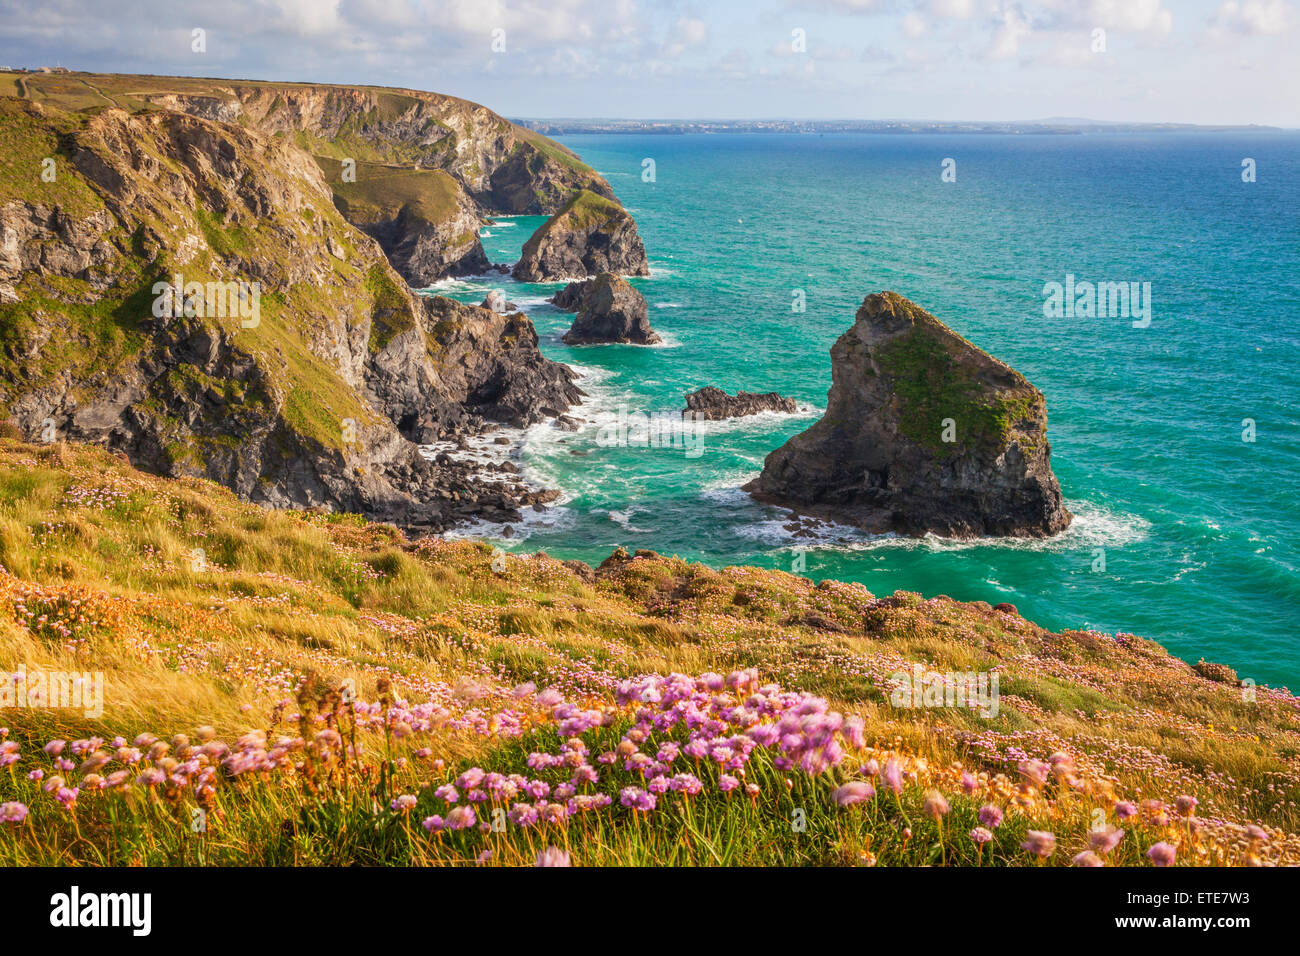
[513,189,650,282]
[745,291,1072,538]
[553,273,660,345]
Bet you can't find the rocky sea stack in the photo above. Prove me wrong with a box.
[683,387,798,420]
[745,291,1072,538]
[513,190,650,282]
[553,273,660,345]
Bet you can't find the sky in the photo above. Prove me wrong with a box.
[1,0,1297,125]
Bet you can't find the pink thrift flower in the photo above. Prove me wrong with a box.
[0,802,27,824]
[1089,826,1125,855]
[1072,850,1105,867]
[832,782,876,807]
[978,804,1004,828]
[1021,830,1056,858]
[1147,842,1177,867]
[969,826,994,845]
[921,790,950,819]
[535,846,572,867]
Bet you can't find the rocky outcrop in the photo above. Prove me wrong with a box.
[513,191,650,282]
[328,163,489,285]
[745,292,1072,538]
[683,387,798,420]
[551,273,659,345]
[0,97,579,533]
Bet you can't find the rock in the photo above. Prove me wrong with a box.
[482,289,507,313]
[513,190,650,282]
[552,273,660,345]
[563,559,596,583]
[683,386,798,420]
[745,291,1072,538]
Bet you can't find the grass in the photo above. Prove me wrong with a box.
[0,440,1296,866]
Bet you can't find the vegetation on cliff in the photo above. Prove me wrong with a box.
[0,440,1294,866]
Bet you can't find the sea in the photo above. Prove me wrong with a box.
[421,130,1300,689]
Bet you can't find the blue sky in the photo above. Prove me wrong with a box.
[1,0,1296,125]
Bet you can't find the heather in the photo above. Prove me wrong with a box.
[0,438,1297,866]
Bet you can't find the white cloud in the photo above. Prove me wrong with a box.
[902,11,928,36]
[985,3,1032,60]
[662,16,708,57]
[1209,0,1294,35]
[925,0,977,18]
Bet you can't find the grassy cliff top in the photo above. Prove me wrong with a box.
[322,159,465,227]
[0,439,1294,866]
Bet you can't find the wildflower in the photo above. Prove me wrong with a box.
[969,826,993,845]
[536,846,572,867]
[718,774,740,793]
[0,802,28,824]
[922,790,950,819]
[1175,795,1198,817]
[444,806,477,830]
[1115,800,1138,821]
[832,782,875,807]
[43,740,66,756]
[1246,824,1269,842]
[422,815,444,833]
[1146,842,1177,867]
[960,771,979,795]
[1017,759,1050,788]
[54,787,79,810]
[619,787,656,812]
[1089,826,1125,855]
[434,784,459,803]
[27,769,44,781]
[390,794,418,813]
[1021,830,1056,859]
[882,758,903,795]
[1072,851,1105,867]
[978,804,1003,829]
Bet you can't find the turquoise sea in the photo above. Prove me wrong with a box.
[427,131,1300,689]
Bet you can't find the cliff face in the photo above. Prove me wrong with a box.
[12,73,634,287]
[746,292,1072,538]
[0,97,577,531]
[513,190,650,282]
[326,161,489,286]
[137,81,614,214]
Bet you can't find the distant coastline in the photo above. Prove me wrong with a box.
[517,118,1287,135]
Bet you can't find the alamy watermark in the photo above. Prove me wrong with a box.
[596,405,705,458]
[2,666,104,718]
[151,273,261,328]
[888,664,999,718]
[1043,274,1151,328]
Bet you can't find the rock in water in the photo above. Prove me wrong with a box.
[682,386,798,420]
[553,273,660,345]
[745,292,1072,538]
[513,190,650,282]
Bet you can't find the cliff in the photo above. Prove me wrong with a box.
[747,292,1072,537]
[8,71,627,285]
[0,95,577,531]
